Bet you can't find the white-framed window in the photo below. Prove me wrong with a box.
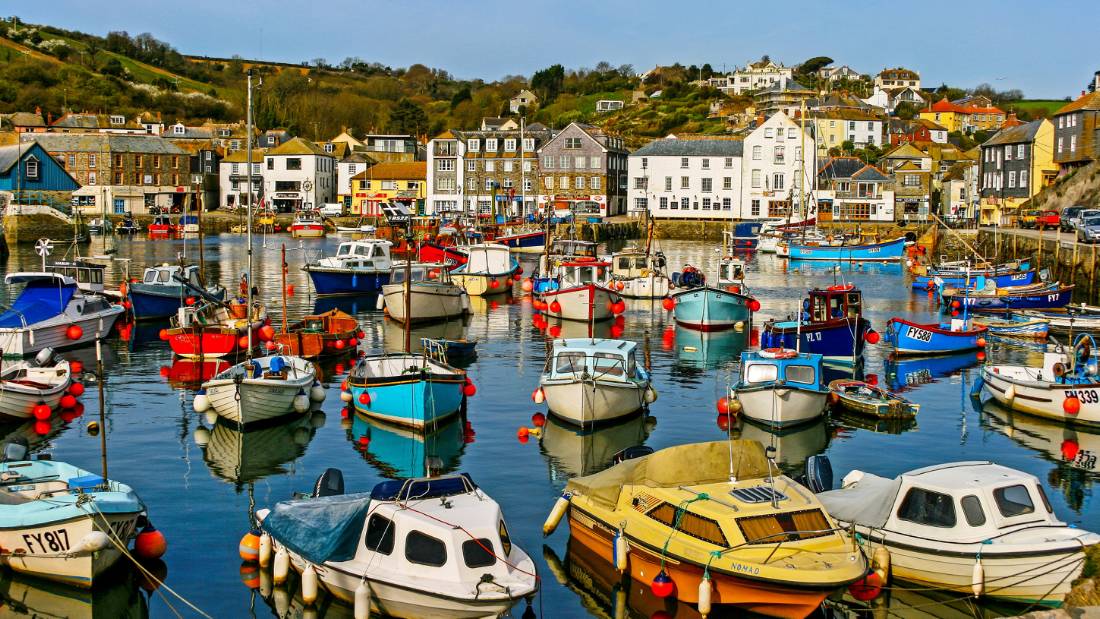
[701,158,710,169]
[502,178,514,189]
[1004,145,1012,160]
[564,137,582,149]
[722,197,731,210]
[544,176,554,189]
[468,139,480,151]
[559,175,569,189]
[484,179,494,190]
[468,178,477,190]
[788,128,797,138]
[680,197,689,209]
[665,176,672,191]
[701,178,713,192]
[467,160,476,171]
[559,155,569,168]
[752,145,762,160]
[575,176,586,190]
[1017,144,1024,158]
[723,177,732,190]
[88,171,96,185]
[659,197,668,209]
[751,199,760,216]
[89,154,96,169]
[633,177,647,189]
[680,176,690,189]
[751,169,761,188]
[504,139,516,152]
[702,197,712,209]
[485,161,495,172]
[1008,171,1016,188]
[523,179,533,191]
[542,156,554,169]
[1070,135,1077,151]
[590,176,600,190]
[635,197,648,210]
[485,138,498,151]
[437,159,454,171]
[1020,170,1028,188]
[772,172,784,190]
[1059,117,1064,128]
[522,138,534,151]
[724,157,734,168]
[503,161,513,172]
[774,146,785,164]
[575,156,586,168]
[764,128,774,138]
[232,163,240,174]
[680,157,689,168]
[590,156,600,169]
[1057,137,1063,153]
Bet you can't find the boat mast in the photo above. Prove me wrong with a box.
[799,101,807,245]
[281,243,288,333]
[404,240,412,354]
[246,69,255,359]
[520,117,526,220]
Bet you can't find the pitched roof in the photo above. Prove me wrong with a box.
[266,137,329,157]
[879,67,919,80]
[915,118,948,131]
[926,97,1004,115]
[1054,90,1100,115]
[0,143,28,173]
[818,157,889,181]
[351,161,426,181]
[881,142,930,159]
[2,112,45,128]
[810,109,883,121]
[164,124,215,140]
[221,148,266,163]
[982,119,1046,147]
[28,133,187,154]
[631,138,744,157]
[51,112,143,130]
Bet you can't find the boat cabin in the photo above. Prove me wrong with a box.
[549,239,597,259]
[390,262,453,284]
[48,260,105,293]
[141,264,203,288]
[324,240,393,271]
[557,261,608,287]
[545,338,641,381]
[740,349,824,388]
[461,244,513,275]
[718,258,746,285]
[179,215,199,231]
[151,215,175,229]
[611,251,659,278]
[807,285,863,323]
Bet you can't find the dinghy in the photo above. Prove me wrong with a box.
[0,273,125,358]
[289,210,326,238]
[273,309,361,359]
[346,350,467,430]
[816,459,1100,604]
[732,348,829,429]
[0,441,149,587]
[885,317,988,356]
[197,355,322,427]
[972,315,1050,340]
[537,338,655,426]
[1015,304,1100,334]
[827,379,919,419]
[258,470,538,619]
[0,349,72,420]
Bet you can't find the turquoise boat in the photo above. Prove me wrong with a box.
[346,352,466,429]
[0,446,148,587]
[670,286,757,331]
[788,237,907,261]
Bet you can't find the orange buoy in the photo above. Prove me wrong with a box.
[66,325,83,340]
[747,298,761,312]
[70,360,84,374]
[258,325,275,341]
[69,382,85,397]
[159,329,169,341]
[359,392,371,406]
[1064,396,1081,415]
[549,301,561,313]
[134,524,167,560]
[239,530,261,562]
[60,394,77,409]
[662,297,675,311]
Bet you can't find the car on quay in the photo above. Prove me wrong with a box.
[1072,208,1100,233]
[1022,209,1060,230]
[1061,206,1085,231]
[1078,215,1100,244]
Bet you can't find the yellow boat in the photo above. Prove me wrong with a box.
[544,440,867,618]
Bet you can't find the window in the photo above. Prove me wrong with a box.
[405,530,447,567]
[680,197,689,209]
[764,128,774,138]
[564,137,582,149]
[772,173,785,190]
[113,198,125,214]
[993,485,1035,518]
[751,170,761,188]
[746,363,778,383]
[462,539,496,568]
[543,155,555,169]
[1071,135,1077,151]
[1008,171,1016,188]
[286,158,302,170]
[522,161,532,172]
[468,139,480,151]
[724,157,734,168]
[633,177,647,189]
[559,155,569,168]
[722,197,731,210]
[752,145,762,160]
[24,156,39,180]
[88,171,96,185]
[364,515,395,554]
[67,154,75,168]
[961,495,986,527]
[437,159,454,171]
[1057,137,1063,153]
[590,156,601,169]
[634,197,648,210]
[468,178,477,190]
[737,510,831,544]
[89,154,96,169]
[266,159,274,170]
[114,154,124,167]
[1004,145,1012,161]
[467,160,476,171]
[1017,144,1025,158]
[647,502,727,546]
[572,156,584,169]
[485,138,498,151]
[502,178,513,189]
[659,197,668,209]
[788,128,797,138]
[559,176,569,189]
[680,176,690,189]
[503,139,516,152]
[701,178,713,192]
[135,155,144,168]
[503,161,513,172]
[523,178,532,191]
[544,176,553,190]
[485,179,494,190]
[897,487,957,527]
[1020,170,1028,188]
[664,176,672,191]
[701,158,710,169]
[904,174,920,187]
[485,161,495,172]
[723,177,732,190]
[575,176,585,190]
[522,138,534,151]
[701,197,711,209]
[774,146,785,164]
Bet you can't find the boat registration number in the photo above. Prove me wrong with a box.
[1064,389,1099,404]
[908,328,933,343]
[22,529,70,554]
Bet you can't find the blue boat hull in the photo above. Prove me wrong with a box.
[306,269,390,296]
[789,237,906,261]
[671,287,753,331]
[886,320,983,356]
[350,378,464,429]
[761,318,868,363]
[912,269,1035,290]
[129,285,226,320]
[349,414,464,478]
[943,287,1073,311]
[496,232,545,251]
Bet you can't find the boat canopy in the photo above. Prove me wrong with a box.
[566,440,769,509]
[817,473,901,529]
[462,244,512,274]
[262,493,372,565]
[0,274,78,328]
[808,285,863,323]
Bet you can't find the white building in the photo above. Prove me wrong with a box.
[218,149,265,209]
[509,90,538,114]
[628,138,744,220]
[817,65,862,83]
[336,152,374,205]
[740,112,817,219]
[874,67,921,91]
[862,86,926,114]
[262,137,335,212]
[708,59,794,96]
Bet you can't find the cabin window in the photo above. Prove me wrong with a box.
[144,270,158,283]
[993,485,1034,518]
[745,363,778,384]
[498,520,512,557]
[555,352,587,375]
[1037,485,1053,513]
[626,352,637,377]
[647,502,727,547]
[617,257,631,270]
[846,292,861,317]
[157,270,172,283]
[337,245,352,256]
[364,514,395,555]
[961,495,986,526]
[897,487,957,527]
[461,539,496,568]
[593,352,625,377]
[785,365,815,385]
[829,296,844,319]
[405,530,447,567]
[737,509,831,544]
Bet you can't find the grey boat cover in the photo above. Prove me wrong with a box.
[817,473,903,529]
[262,492,372,564]
[565,440,769,509]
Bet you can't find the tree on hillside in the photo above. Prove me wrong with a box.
[450,85,471,110]
[531,64,565,102]
[388,98,428,136]
[894,102,919,120]
[798,56,834,75]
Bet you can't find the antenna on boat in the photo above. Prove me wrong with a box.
[245,68,255,361]
[95,339,108,482]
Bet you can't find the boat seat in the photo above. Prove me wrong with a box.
[262,370,288,380]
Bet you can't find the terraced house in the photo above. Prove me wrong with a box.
[27,133,189,215]
[816,157,894,223]
[627,137,744,220]
[537,122,629,217]
[1051,90,1100,173]
[978,119,1057,225]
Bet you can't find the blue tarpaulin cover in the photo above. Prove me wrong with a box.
[261,493,372,564]
[0,280,75,328]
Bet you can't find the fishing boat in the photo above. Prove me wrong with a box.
[717,256,746,289]
[346,344,468,430]
[147,215,178,236]
[971,315,1050,340]
[448,244,518,296]
[178,214,200,234]
[0,441,149,587]
[115,215,140,235]
[127,264,227,321]
[732,349,829,428]
[977,334,1100,427]
[941,283,1074,312]
[165,300,267,359]
[816,459,1100,604]
[196,354,322,427]
[607,248,670,299]
[273,308,361,359]
[0,273,125,358]
[788,236,907,261]
[539,261,622,323]
[381,262,469,324]
[533,239,599,293]
[536,338,655,426]
[827,379,919,419]
[289,210,326,238]
[671,285,757,332]
[302,239,393,296]
[724,222,763,251]
[885,317,988,356]
[495,229,545,253]
[258,470,538,619]
[912,266,1035,290]
[544,440,867,619]
[0,350,72,420]
[760,284,873,364]
[1015,304,1100,334]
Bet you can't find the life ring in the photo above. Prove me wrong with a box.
[760,348,798,359]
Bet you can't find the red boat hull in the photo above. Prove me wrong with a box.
[167,326,256,359]
[418,242,468,268]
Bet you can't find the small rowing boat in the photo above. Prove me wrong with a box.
[972,315,1050,340]
[0,350,72,421]
[828,379,919,419]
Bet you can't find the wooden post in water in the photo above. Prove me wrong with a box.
[96,340,107,482]
[1092,243,1097,303]
[1055,226,1062,281]
[1037,224,1043,272]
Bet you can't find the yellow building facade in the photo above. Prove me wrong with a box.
[350,162,427,216]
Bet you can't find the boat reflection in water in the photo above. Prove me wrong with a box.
[543,538,710,619]
[673,327,748,371]
[883,351,980,392]
[164,357,231,389]
[312,294,380,317]
[539,315,613,341]
[826,579,1026,619]
[539,412,654,482]
[731,416,829,479]
[981,399,1099,511]
[347,412,468,479]
[381,316,469,355]
[0,561,154,619]
[832,410,918,435]
[194,412,325,489]
[786,260,903,277]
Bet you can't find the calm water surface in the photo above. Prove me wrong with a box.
[1,234,1096,618]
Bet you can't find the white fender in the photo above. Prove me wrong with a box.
[293,394,310,413]
[193,393,210,413]
[613,529,629,572]
[340,391,353,403]
[972,557,984,596]
[76,530,111,554]
[354,581,372,619]
[698,576,712,618]
[1004,385,1017,401]
[644,386,658,404]
[301,564,318,605]
[310,384,326,403]
[258,532,272,567]
[872,546,890,583]
[273,547,289,585]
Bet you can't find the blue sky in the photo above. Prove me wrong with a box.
[9,0,1096,99]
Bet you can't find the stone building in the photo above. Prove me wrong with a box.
[536,123,628,217]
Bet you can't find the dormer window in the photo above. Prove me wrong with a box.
[173,124,185,135]
[324,143,334,153]
[24,155,39,180]
[218,129,231,137]
[110,115,125,125]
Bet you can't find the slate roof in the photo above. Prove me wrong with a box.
[2,112,46,128]
[810,109,883,121]
[818,157,889,181]
[266,137,330,157]
[51,113,144,130]
[1054,91,1100,115]
[165,125,215,140]
[631,138,744,157]
[0,144,26,173]
[221,149,266,163]
[982,119,1045,146]
[28,133,187,154]
[758,79,812,94]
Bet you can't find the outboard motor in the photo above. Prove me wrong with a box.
[33,347,55,367]
[801,454,833,493]
[312,468,345,498]
[3,439,30,463]
[612,445,653,464]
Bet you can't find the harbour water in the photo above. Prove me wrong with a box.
[1,233,1096,618]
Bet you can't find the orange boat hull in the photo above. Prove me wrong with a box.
[568,511,830,619]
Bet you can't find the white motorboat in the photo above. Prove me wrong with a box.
[448,244,518,296]
[731,348,829,428]
[606,248,669,299]
[289,211,326,238]
[382,263,469,324]
[816,460,1100,604]
[258,470,538,619]
[303,239,394,296]
[540,261,622,323]
[537,338,656,426]
[0,349,72,420]
[0,273,125,358]
[197,355,322,427]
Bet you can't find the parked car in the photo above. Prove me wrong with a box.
[1073,209,1100,233]
[1019,210,1036,228]
[319,203,344,217]
[1035,210,1060,229]
[1078,216,1100,243]
[1061,206,1085,231]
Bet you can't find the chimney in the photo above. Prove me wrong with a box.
[34,105,41,116]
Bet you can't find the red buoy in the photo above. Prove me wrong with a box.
[134,524,168,560]
[747,298,761,312]
[490,279,500,289]
[462,380,477,397]
[951,300,961,309]
[532,412,546,427]
[70,360,84,374]
[716,414,731,431]
[865,330,881,345]
[258,325,275,341]
[662,297,675,311]
[521,279,534,292]
[66,325,83,340]
[335,339,346,350]
[549,325,562,338]
[159,329,169,341]
[650,571,675,598]
[60,394,77,409]
[550,301,561,313]
[359,392,371,406]
[1064,396,1082,415]
[185,296,196,306]
[717,397,731,415]
[849,571,883,601]
[349,337,359,347]
[32,403,51,420]
[976,337,987,348]
[33,420,51,435]
[68,382,85,397]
